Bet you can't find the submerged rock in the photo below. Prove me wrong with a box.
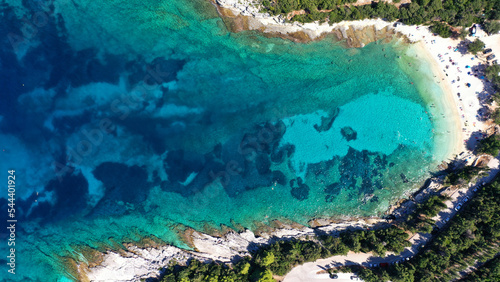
[271,170,287,186]
[314,108,339,132]
[290,177,310,201]
[255,153,271,175]
[291,186,309,201]
[340,126,357,141]
[400,173,409,183]
[93,162,150,204]
[324,182,342,203]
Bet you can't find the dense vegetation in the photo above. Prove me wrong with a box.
[484,20,500,34]
[354,177,500,281]
[401,195,448,234]
[461,255,500,281]
[444,165,486,186]
[430,21,453,37]
[493,108,500,124]
[477,133,500,156]
[486,64,500,93]
[156,226,412,281]
[153,194,448,282]
[259,0,500,33]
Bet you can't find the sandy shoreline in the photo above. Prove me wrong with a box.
[217,0,498,161]
[391,25,495,162]
[83,3,500,281]
[411,41,464,162]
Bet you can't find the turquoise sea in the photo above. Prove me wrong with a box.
[0,0,457,280]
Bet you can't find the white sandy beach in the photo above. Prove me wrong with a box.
[392,24,498,159]
[84,3,500,281]
[216,0,500,165]
[219,0,499,160]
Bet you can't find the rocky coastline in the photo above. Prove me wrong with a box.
[213,0,411,47]
[82,217,386,281]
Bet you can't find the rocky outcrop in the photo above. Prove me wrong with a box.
[213,0,411,46]
[85,219,385,281]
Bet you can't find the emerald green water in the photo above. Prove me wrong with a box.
[0,0,457,280]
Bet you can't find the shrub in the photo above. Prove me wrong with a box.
[430,22,452,38]
[477,134,500,156]
[467,39,485,54]
[483,21,500,35]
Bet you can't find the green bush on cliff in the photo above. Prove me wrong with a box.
[259,0,499,37]
[255,269,274,282]
[256,251,275,267]
[444,166,485,186]
[477,134,500,156]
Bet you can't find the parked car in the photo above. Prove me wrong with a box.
[487,54,496,60]
[380,262,389,267]
[473,186,480,192]
[484,48,492,54]
[351,276,360,281]
[463,196,470,203]
[330,273,338,279]
[369,263,377,267]
[455,203,463,211]
[444,217,450,223]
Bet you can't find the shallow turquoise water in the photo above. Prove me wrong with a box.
[0,0,457,280]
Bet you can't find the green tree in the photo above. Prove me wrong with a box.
[256,269,275,282]
[486,65,500,80]
[484,21,500,35]
[430,22,452,38]
[429,0,443,10]
[417,0,431,7]
[239,262,251,275]
[257,251,275,267]
[467,39,485,54]
[458,27,469,39]
[493,108,500,125]
[463,256,500,281]
[477,134,500,156]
